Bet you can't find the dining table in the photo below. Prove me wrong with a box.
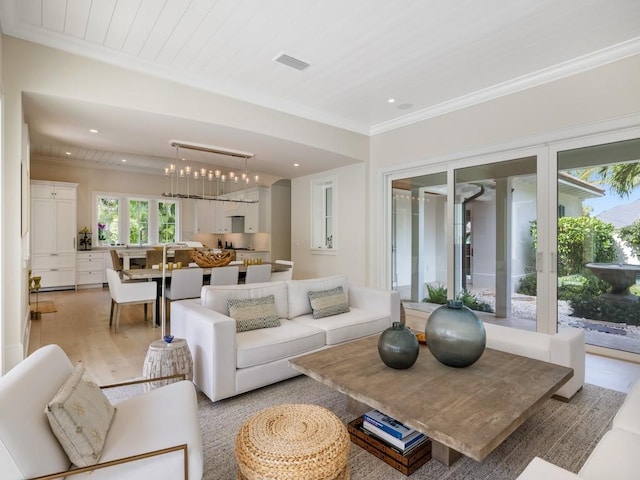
[122,263,292,325]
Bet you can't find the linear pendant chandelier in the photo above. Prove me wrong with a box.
[163,140,259,202]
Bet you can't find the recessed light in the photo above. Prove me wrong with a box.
[293,163,300,167]
[121,159,127,163]
[89,129,99,133]
[387,98,395,103]
[65,151,71,156]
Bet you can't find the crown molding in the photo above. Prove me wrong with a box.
[370,37,640,136]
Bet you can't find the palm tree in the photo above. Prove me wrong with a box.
[575,162,640,198]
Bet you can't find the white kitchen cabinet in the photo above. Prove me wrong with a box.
[243,187,270,233]
[196,199,216,233]
[181,198,197,235]
[31,181,78,289]
[214,201,231,234]
[234,251,271,263]
[76,251,106,287]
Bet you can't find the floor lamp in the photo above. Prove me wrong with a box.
[161,242,187,341]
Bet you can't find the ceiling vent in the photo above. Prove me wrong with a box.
[273,52,310,71]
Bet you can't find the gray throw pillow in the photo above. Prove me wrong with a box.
[228,295,281,332]
[308,286,350,319]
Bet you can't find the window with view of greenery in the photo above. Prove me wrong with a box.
[96,193,180,245]
[158,201,177,243]
[97,196,119,244]
[129,199,149,245]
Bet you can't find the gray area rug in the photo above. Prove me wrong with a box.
[191,376,624,480]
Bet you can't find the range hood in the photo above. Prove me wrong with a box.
[230,216,245,233]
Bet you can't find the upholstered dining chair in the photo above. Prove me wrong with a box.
[210,265,239,286]
[106,268,157,334]
[270,260,294,282]
[146,249,164,268]
[173,248,194,266]
[164,267,204,318]
[245,264,272,284]
[109,249,123,272]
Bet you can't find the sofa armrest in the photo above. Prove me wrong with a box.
[348,285,400,324]
[171,300,237,402]
[516,457,581,479]
[550,328,585,400]
[31,444,189,480]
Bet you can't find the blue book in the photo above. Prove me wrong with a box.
[362,419,426,452]
[363,409,415,440]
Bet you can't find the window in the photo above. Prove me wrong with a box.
[95,193,180,245]
[97,196,119,245]
[311,176,336,252]
[129,199,149,245]
[158,201,177,243]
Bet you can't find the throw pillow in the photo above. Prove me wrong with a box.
[228,295,281,332]
[308,286,350,319]
[46,364,115,467]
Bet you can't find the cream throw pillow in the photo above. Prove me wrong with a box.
[46,364,115,467]
[308,286,350,319]
[228,294,281,332]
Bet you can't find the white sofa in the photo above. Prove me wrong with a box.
[516,379,640,479]
[483,322,585,400]
[171,274,400,402]
[0,344,203,479]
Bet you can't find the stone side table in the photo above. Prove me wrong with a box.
[142,338,193,390]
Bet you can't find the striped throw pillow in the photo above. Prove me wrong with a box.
[228,295,281,332]
[308,286,350,319]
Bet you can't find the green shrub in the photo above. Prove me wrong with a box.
[517,273,537,296]
[423,283,447,304]
[423,284,494,313]
[530,217,617,277]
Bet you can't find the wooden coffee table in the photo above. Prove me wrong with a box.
[289,334,573,466]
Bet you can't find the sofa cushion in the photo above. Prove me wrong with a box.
[228,295,281,332]
[236,319,325,368]
[92,381,203,480]
[612,379,640,435]
[309,286,350,319]
[579,428,640,480]
[288,275,349,319]
[46,364,115,467]
[201,281,288,318]
[294,307,390,345]
[0,344,74,479]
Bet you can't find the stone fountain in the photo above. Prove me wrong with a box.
[586,263,640,304]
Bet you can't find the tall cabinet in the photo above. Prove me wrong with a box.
[30,180,78,289]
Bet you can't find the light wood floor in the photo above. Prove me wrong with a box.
[28,287,640,392]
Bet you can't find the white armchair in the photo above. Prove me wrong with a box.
[106,268,157,334]
[0,344,203,479]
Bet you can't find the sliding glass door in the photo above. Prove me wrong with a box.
[555,137,640,357]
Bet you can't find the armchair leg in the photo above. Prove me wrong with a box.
[152,301,157,329]
[114,304,121,334]
[109,300,114,326]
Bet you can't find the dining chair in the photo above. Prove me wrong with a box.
[210,266,240,286]
[173,248,194,266]
[146,249,164,268]
[106,268,157,334]
[164,267,204,318]
[109,249,123,272]
[270,260,294,281]
[245,264,272,284]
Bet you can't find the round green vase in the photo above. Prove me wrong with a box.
[378,322,420,369]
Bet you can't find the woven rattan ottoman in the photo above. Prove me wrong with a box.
[236,403,350,480]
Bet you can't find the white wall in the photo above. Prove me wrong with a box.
[291,163,367,285]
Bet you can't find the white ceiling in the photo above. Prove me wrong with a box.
[2,0,640,178]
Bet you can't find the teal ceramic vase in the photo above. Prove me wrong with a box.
[378,322,420,369]
[426,300,486,368]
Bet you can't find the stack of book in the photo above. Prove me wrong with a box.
[362,409,427,454]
